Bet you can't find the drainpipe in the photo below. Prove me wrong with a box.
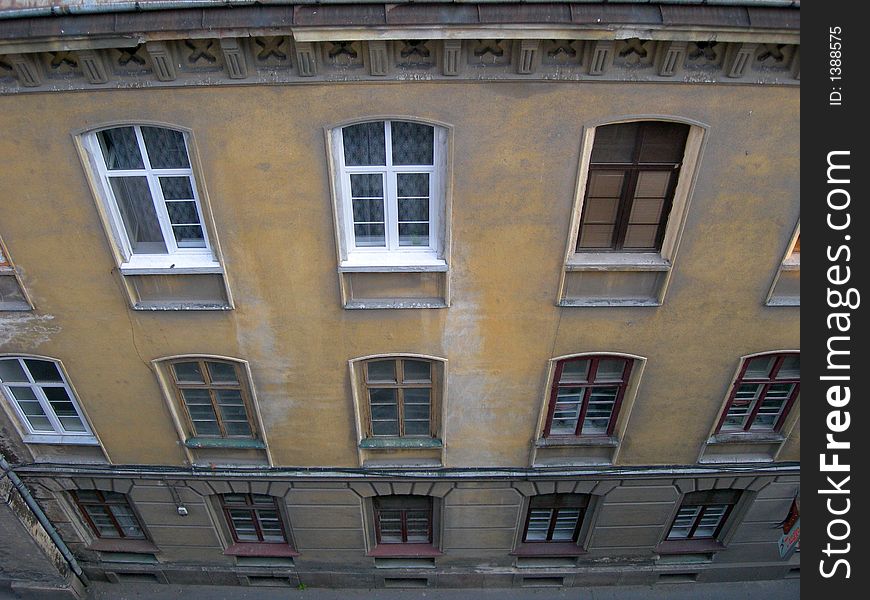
[0,454,89,586]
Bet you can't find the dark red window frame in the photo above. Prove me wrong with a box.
[576,121,689,252]
[220,494,290,545]
[544,355,633,437]
[72,490,146,540]
[715,352,800,434]
[521,494,589,544]
[665,490,740,541]
[373,495,433,545]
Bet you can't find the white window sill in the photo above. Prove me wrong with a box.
[119,254,221,275]
[23,434,100,446]
[339,255,448,273]
[566,252,671,272]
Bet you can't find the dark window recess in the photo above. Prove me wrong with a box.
[73,490,146,540]
[666,490,740,541]
[374,496,433,544]
[717,353,800,433]
[522,494,589,543]
[577,121,689,252]
[544,356,632,437]
[221,494,289,544]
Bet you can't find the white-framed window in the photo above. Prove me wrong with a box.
[0,356,98,445]
[331,120,448,269]
[81,125,219,273]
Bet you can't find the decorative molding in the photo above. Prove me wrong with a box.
[0,37,801,95]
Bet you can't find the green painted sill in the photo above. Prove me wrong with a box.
[359,437,443,450]
[185,437,267,450]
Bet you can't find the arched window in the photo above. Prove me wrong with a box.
[82,125,217,271]
[0,356,95,443]
[332,120,448,268]
[544,355,634,437]
[716,352,799,433]
[359,356,439,438]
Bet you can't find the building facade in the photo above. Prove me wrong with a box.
[1,0,799,592]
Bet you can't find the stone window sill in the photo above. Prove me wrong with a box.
[511,542,587,557]
[566,252,671,272]
[707,432,785,445]
[184,437,267,450]
[224,543,299,558]
[535,435,619,448]
[655,539,724,555]
[367,543,442,558]
[359,437,443,450]
[88,538,159,554]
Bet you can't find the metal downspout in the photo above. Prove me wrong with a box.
[0,453,89,586]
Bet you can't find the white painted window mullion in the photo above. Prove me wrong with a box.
[384,121,399,251]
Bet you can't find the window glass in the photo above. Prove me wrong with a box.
[546,356,631,437]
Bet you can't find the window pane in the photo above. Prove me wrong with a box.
[85,506,121,538]
[397,173,429,198]
[635,171,671,197]
[343,122,386,166]
[353,224,386,248]
[402,360,431,383]
[638,122,689,163]
[525,509,552,541]
[350,173,384,198]
[577,224,615,249]
[629,197,665,224]
[173,362,204,383]
[591,123,639,163]
[593,359,625,382]
[159,176,195,200]
[0,359,28,382]
[776,355,800,379]
[207,362,239,384]
[110,176,167,254]
[228,509,259,541]
[98,127,144,170]
[22,359,62,382]
[109,505,145,539]
[391,121,434,165]
[398,223,430,247]
[586,171,624,197]
[141,127,190,169]
[583,196,619,223]
[367,360,396,383]
[43,387,82,418]
[552,509,581,540]
[622,224,659,249]
[559,360,589,383]
[744,356,775,379]
[398,198,429,222]
[11,387,53,431]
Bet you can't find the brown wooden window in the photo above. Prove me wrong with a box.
[374,496,433,544]
[220,494,289,544]
[716,353,799,433]
[73,490,146,540]
[364,358,436,438]
[168,358,257,439]
[522,494,589,543]
[544,356,633,437]
[577,121,689,252]
[666,490,740,541]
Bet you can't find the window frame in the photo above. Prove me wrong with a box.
[664,490,740,542]
[72,490,148,541]
[0,237,32,311]
[219,493,292,546]
[165,357,259,440]
[362,356,438,439]
[575,121,688,253]
[0,355,98,445]
[543,354,634,438]
[373,495,434,545]
[714,352,800,434]
[328,118,450,271]
[521,494,590,544]
[78,122,222,274]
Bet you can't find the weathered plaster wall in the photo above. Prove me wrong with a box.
[0,81,799,467]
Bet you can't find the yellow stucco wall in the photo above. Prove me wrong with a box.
[0,81,799,467]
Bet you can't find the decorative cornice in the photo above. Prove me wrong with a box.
[0,34,799,94]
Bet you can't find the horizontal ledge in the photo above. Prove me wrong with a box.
[185,437,267,450]
[559,299,661,307]
[511,542,587,557]
[707,433,786,445]
[360,438,443,450]
[367,543,442,558]
[224,542,298,558]
[88,538,159,555]
[120,265,223,276]
[339,263,448,273]
[133,303,233,311]
[22,434,100,446]
[566,252,671,272]
[765,298,800,307]
[536,436,619,448]
[655,539,724,556]
[345,300,448,310]
[0,304,33,311]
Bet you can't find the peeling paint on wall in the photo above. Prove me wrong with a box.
[0,313,59,347]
